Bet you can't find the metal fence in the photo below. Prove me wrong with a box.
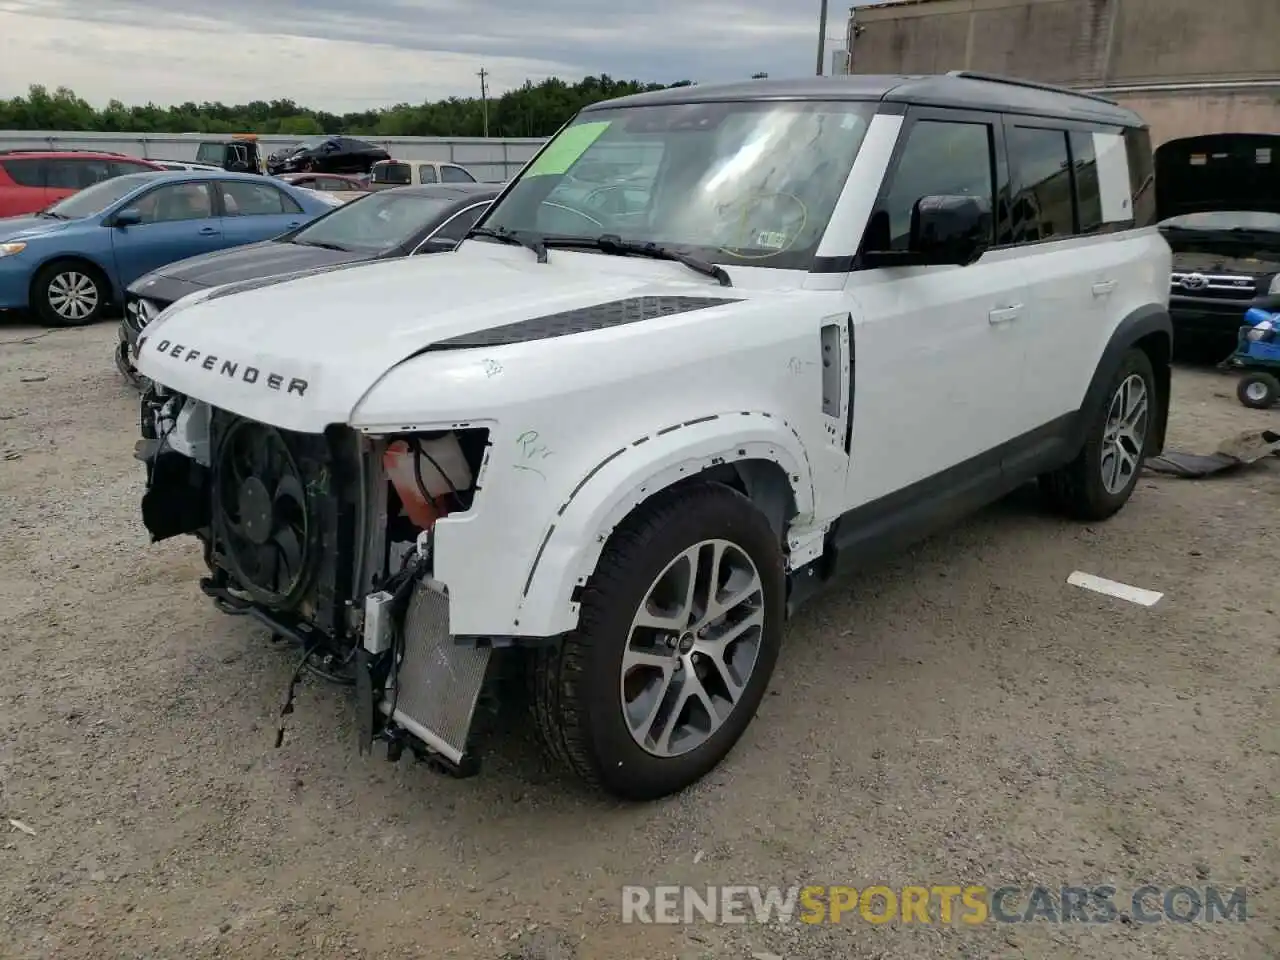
[0,131,549,182]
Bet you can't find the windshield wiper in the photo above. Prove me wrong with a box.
[467,225,547,263]
[38,210,68,220]
[292,239,350,251]
[543,234,732,287]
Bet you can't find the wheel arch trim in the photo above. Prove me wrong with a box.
[30,253,117,306]
[1076,303,1173,457]
[513,411,815,638]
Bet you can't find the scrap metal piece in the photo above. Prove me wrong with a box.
[1144,429,1280,478]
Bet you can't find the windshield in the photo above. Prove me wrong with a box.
[1160,211,1280,232]
[479,100,875,270]
[46,173,160,219]
[290,192,454,252]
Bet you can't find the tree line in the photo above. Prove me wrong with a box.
[0,76,697,139]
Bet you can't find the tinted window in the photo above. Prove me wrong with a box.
[440,165,475,183]
[373,162,412,185]
[418,165,438,183]
[218,181,303,216]
[1008,126,1073,243]
[0,158,45,187]
[431,203,488,244]
[111,160,154,178]
[46,158,114,190]
[129,182,215,223]
[1068,132,1104,234]
[1125,128,1155,228]
[291,192,455,253]
[46,173,160,218]
[867,119,995,252]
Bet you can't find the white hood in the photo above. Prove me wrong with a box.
[136,243,726,433]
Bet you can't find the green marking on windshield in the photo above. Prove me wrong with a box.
[525,121,611,177]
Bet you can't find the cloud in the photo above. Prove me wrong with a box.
[0,0,866,112]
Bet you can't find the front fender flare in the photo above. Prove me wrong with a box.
[514,411,815,637]
[1075,303,1173,457]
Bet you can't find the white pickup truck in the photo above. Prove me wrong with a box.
[368,159,479,188]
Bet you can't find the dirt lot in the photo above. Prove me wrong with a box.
[0,318,1276,960]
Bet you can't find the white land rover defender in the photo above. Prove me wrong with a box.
[135,72,1172,800]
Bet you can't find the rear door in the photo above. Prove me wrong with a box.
[108,181,224,285]
[214,180,307,245]
[0,157,51,216]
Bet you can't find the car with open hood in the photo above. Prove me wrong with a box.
[117,183,499,385]
[134,72,1171,801]
[1156,134,1280,344]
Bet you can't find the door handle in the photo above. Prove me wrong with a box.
[988,304,1022,325]
[1091,280,1117,297]
[198,226,217,236]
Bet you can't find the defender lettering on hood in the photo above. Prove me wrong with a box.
[151,338,309,397]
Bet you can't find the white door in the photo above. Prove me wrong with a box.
[843,108,1031,510]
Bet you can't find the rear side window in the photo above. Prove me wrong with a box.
[1124,128,1155,228]
[1008,125,1073,243]
[440,165,475,183]
[0,158,45,187]
[1068,132,1104,234]
[219,181,303,216]
[46,158,115,190]
[417,164,438,184]
[113,160,156,176]
[865,118,996,252]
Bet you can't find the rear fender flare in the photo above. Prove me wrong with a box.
[1075,303,1173,456]
[514,412,815,637]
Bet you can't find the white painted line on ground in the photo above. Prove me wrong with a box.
[1068,571,1163,607]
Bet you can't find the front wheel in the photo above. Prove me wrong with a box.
[33,262,106,327]
[1237,372,1279,409]
[1041,347,1157,521]
[529,483,785,800]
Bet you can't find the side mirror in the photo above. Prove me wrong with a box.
[908,194,992,266]
[113,208,142,227]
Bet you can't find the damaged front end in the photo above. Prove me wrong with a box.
[136,385,496,776]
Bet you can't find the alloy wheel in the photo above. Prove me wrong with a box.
[620,539,765,758]
[1101,373,1149,494]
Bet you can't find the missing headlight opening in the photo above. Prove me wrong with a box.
[137,388,492,776]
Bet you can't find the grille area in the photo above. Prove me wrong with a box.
[384,578,491,764]
[1170,272,1259,301]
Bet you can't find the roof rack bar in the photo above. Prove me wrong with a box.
[946,70,1120,106]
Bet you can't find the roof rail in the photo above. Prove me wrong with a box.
[0,146,135,156]
[946,70,1120,106]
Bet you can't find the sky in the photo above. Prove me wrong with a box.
[0,0,878,112]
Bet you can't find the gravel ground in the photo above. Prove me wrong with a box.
[0,318,1277,960]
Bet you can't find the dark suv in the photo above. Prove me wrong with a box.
[0,149,162,218]
[267,137,390,176]
[1157,134,1280,346]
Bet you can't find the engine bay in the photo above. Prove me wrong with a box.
[136,385,495,774]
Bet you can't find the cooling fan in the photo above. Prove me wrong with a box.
[212,419,316,607]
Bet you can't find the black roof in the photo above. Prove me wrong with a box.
[580,72,1145,128]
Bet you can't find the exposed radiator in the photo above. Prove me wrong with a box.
[382,578,490,764]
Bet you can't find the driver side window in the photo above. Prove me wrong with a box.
[866,118,996,252]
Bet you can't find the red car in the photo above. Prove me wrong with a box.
[0,150,163,218]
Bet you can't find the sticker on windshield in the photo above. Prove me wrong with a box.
[756,231,788,249]
[525,121,612,177]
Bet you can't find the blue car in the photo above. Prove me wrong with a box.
[0,171,335,326]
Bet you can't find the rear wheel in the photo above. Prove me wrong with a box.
[1041,347,1156,521]
[33,262,106,327]
[1237,372,1279,409]
[529,483,785,800]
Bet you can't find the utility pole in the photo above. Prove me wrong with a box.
[815,0,829,76]
[477,67,490,137]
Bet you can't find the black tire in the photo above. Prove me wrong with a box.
[114,338,147,390]
[32,260,107,327]
[1236,372,1279,410]
[529,482,785,801]
[1041,347,1157,522]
